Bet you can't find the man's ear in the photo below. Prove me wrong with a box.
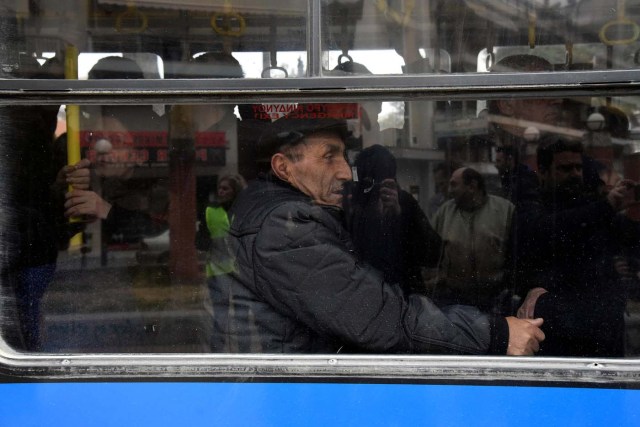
[271,153,291,182]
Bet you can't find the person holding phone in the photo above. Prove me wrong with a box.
[344,144,441,295]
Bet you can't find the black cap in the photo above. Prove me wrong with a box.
[257,111,351,159]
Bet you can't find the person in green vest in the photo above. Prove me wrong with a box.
[203,174,247,352]
[204,174,247,277]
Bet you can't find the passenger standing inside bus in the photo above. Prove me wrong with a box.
[516,136,640,357]
[429,167,515,313]
[5,56,90,351]
[219,110,544,355]
[64,109,169,248]
[330,63,442,295]
[200,174,247,352]
[63,57,169,246]
[345,144,441,295]
[199,174,247,277]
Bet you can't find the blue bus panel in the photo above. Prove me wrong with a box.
[1,382,638,427]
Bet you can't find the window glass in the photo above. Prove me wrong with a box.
[1,0,307,79]
[4,0,640,80]
[78,53,164,79]
[322,0,640,74]
[3,94,640,358]
[2,0,640,366]
[230,51,307,78]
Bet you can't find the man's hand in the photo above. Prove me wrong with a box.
[379,179,401,216]
[607,179,638,211]
[64,189,112,220]
[57,159,91,190]
[505,316,545,356]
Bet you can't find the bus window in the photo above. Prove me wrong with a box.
[213,51,307,79]
[6,0,639,81]
[4,0,640,397]
[4,104,241,353]
[1,90,640,359]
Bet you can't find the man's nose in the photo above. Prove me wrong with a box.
[337,157,352,181]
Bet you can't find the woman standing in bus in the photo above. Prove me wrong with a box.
[198,174,247,352]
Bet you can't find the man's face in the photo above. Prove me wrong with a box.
[93,116,137,178]
[542,151,584,195]
[284,133,352,207]
[449,168,473,207]
[217,179,235,205]
[494,150,515,176]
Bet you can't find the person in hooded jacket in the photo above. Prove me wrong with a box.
[5,56,89,351]
[344,144,441,295]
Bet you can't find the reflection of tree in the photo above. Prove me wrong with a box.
[379,101,405,130]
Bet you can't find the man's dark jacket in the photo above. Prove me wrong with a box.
[516,191,640,357]
[500,163,539,206]
[213,177,509,354]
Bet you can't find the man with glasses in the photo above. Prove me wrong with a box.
[216,108,544,355]
[516,136,639,357]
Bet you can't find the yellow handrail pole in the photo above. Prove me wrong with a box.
[65,45,83,249]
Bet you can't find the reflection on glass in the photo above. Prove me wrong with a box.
[4,0,640,361]
[321,0,640,74]
[2,0,640,81]
[2,94,640,358]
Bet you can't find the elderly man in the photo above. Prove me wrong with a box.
[430,167,515,313]
[215,111,543,355]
